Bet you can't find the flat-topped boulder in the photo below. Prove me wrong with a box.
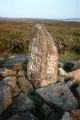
[36,82,78,111]
[27,24,58,88]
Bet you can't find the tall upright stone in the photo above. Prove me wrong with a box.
[27,24,58,88]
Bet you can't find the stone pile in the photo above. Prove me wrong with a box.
[0,24,80,120]
[0,55,34,117]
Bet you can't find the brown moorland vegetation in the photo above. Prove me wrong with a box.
[0,19,80,61]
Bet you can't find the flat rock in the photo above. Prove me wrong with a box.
[0,85,12,114]
[0,68,17,77]
[3,55,28,70]
[36,82,78,111]
[27,24,58,88]
[8,112,38,120]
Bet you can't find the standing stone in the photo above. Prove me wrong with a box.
[27,24,58,88]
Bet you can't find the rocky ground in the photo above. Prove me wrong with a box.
[0,24,80,120]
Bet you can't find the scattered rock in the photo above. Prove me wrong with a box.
[27,24,58,88]
[8,112,38,120]
[17,76,33,93]
[0,85,12,114]
[36,82,78,111]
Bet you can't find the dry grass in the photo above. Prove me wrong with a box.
[0,20,80,60]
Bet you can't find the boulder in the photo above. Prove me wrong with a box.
[36,82,78,111]
[3,76,20,97]
[0,84,12,114]
[3,55,28,70]
[17,76,33,93]
[27,24,58,88]
[8,112,38,120]
[12,93,35,112]
[0,68,17,77]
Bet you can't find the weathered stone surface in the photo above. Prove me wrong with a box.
[0,85,12,114]
[0,68,17,77]
[3,76,20,97]
[3,55,28,70]
[17,76,33,93]
[12,93,35,112]
[36,82,78,111]
[27,24,58,88]
[8,113,38,120]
